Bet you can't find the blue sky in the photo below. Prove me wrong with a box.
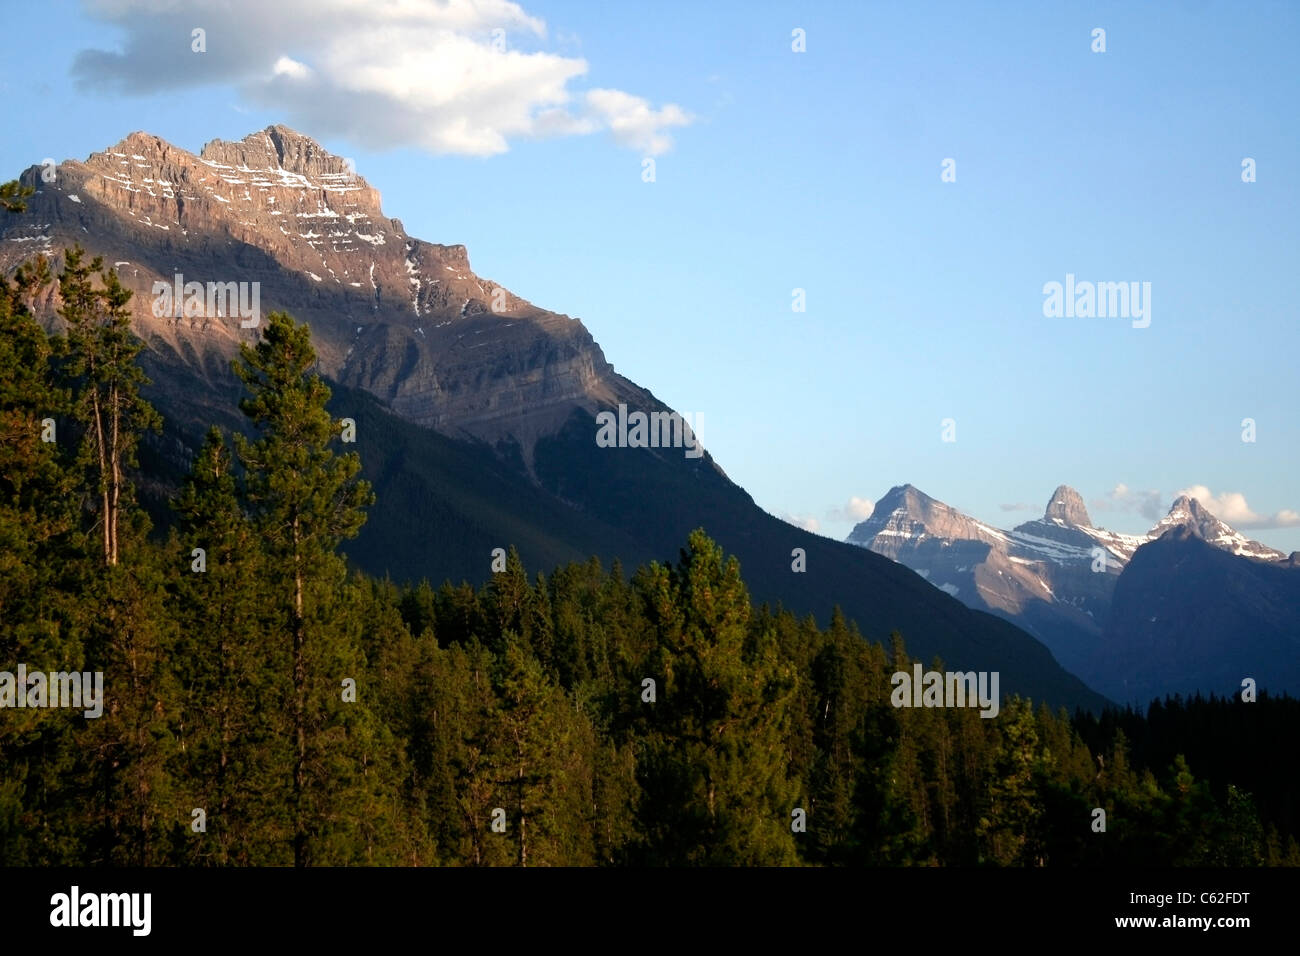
[3,0,1298,550]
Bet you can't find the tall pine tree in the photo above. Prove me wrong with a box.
[232,311,380,865]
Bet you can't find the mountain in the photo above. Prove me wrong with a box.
[2,127,1109,712]
[1148,495,1286,561]
[847,484,1288,680]
[3,125,649,457]
[1080,526,1300,704]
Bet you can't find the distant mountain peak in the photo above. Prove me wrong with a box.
[1155,494,1227,536]
[1147,495,1284,561]
[1044,485,1091,527]
[847,483,1006,557]
[845,481,1288,676]
[874,483,930,510]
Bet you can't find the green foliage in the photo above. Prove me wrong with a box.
[58,246,161,566]
[0,263,1292,866]
[0,180,34,214]
[633,530,800,865]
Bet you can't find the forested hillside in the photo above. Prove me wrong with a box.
[2,251,1295,866]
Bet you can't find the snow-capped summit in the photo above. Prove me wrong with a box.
[1147,495,1285,561]
[846,483,1288,678]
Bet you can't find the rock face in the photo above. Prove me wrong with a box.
[847,484,1287,681]
[1044,485,1092,527]
[846,484,1006,559]
[1,126,648,457]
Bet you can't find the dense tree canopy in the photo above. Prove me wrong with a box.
[1,250,1296,867]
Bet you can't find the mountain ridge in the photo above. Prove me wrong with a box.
[2,126,1111,713]
[3,125,659,464]
[846,482,1294,692]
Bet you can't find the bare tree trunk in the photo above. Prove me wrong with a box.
[108,384,121,566]
[218,627,232,865]
[90,389,110,566]
[292,515,307,867]
[516,735,528,867]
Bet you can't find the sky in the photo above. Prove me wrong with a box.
[2,0,1297,551]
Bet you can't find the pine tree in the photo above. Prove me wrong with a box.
[492,635,596,865]
[978,698,1043,865]
[74,553,181,865]
[58,246,160,567]
[1217,784,1264,866]
[634,529,801,865]
[232,310,375,866]
[0,255,76,654]
[0,256,84,864]
[171,428,290,864]
[0,179,34,213]
[35,248,176,864]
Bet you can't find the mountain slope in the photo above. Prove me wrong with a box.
[2,125,652,458]
[1081,527,1300,703]
[134,392,1107,712]
[4,127,1109,712]
[847,485,1121,674]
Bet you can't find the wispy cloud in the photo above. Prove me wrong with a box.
[1091,483,1164,522]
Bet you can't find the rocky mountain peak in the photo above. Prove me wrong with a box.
[847,483,1009,556]
[1156,495,1220,535]
[1044,485,1091,527]
[200,126,359,183]
[2,126,652,457]
[1149,495,1285,561]
[875,483,929,514]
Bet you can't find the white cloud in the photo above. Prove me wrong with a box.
[826,496,873,524]
[272,56,311,80]
[1172,485,1300,529]
[584,88,693,155]
[845,496,874,521]
[73,0,692,157]
[1092,482,1164,522]
[781,513,821,534]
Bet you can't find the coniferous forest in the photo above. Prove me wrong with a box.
[2,250,1298,868]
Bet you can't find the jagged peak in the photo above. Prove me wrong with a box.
[86,130,190,164]
[1149,493,1285,560]
[198,125,356,181]
[1044,484,1091,527]
[117,130,169,149]
[1157,494,1219,529]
